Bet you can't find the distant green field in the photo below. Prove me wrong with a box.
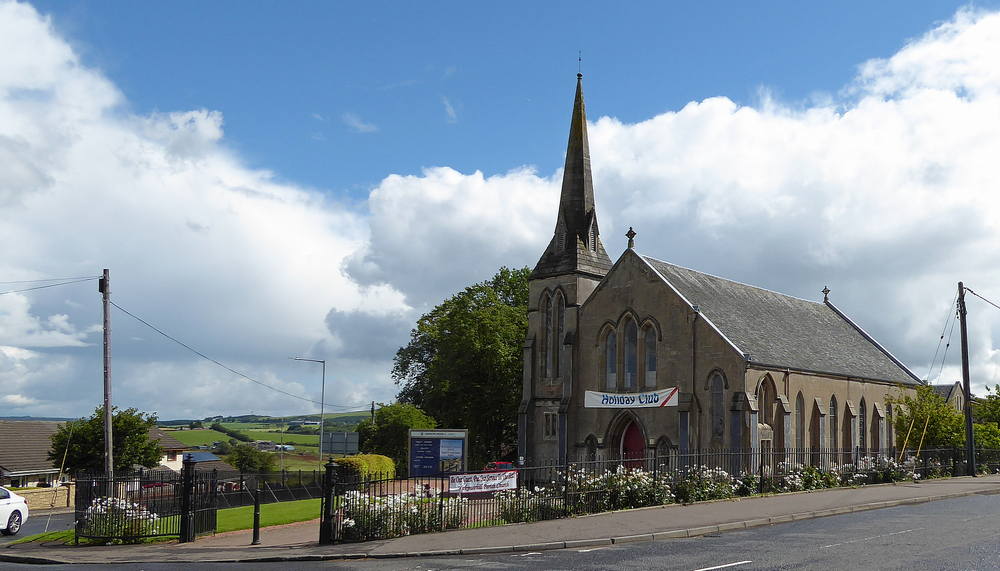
[164,429,230,447]
[241,429,319,445]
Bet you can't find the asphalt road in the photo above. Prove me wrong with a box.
[4,493,1000,569]
[0,512,73,544]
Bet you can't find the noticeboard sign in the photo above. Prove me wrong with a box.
[321,431,359,455]
[408,429,468,477]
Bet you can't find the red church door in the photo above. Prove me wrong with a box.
[621,421,644,465]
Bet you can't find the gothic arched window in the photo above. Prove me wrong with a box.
[795,392,805,451]
[541,293,552,379]
[623,319,638,390]
[604,330,617,390]
[829,396,838,450]
[643,325,657,388]
[553,292,565,378]
[710,372,725,442]
[859,398,867,453]
[887,404,894,451]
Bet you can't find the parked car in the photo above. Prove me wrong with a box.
[0,486,29,536]
[483,461,515,472]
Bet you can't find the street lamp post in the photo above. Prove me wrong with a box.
[291,357,327,473]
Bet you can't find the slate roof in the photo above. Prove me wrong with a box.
[641,256,920,385]
[931,383,960,401]
[0,421,62,475]
[148,428,187,451]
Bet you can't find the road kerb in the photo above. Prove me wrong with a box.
[612,533,655,544]
[460,545,515,555]
[563,538,611,549]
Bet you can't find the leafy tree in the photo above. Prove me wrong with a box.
[188,420,204,429]
[48,407,162,475]
[356,403,436,470]
[973,423,1000,449]
[226,444,277,473]
[393,266,529,465]
[889,385,965,449]
[973,384,1000,429]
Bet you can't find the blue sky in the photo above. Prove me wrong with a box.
[4,1,1000,418]
[34,1,991,197]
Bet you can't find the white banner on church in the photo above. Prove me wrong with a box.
[584,387,678,408]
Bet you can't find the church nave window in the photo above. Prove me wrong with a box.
[623,319,638,390]
[643,325,657,388]
[829,396,838,449]
[604,330,617,390]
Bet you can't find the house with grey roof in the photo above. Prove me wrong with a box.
[0,421,65,487]
[931,382,965,412]
[519,75,920,464]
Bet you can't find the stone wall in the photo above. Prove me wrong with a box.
[18,483,74,510]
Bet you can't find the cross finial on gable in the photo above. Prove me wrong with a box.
[822,286,831,302]
[626,227,636,249]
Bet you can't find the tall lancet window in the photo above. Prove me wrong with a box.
[554,293,565,377]
[859,398,867,452]
[829,396,838,449]
[624,319,638,390]
[643,325,656,387]
[795,392,805,450]
[604,330,617,390]
[541,293,552,378]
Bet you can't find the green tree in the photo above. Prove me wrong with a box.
[356,403,437,470]
[226,444,277,473]
[393,266,529,465]
[973,423,1000,449]
[889,385,965,449]
[48,407,162,475]
[973,384,1000,429]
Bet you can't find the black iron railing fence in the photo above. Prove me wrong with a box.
[319,447,1000,544]
[74,462,325,544]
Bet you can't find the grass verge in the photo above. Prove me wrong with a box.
[8,498,323,546]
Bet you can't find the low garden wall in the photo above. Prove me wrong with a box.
[19,483,75,510]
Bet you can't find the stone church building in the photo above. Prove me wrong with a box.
[518,75,921,464]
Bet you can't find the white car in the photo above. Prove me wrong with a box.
[0,486,29,536]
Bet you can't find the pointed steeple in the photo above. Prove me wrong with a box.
[532,74,613,279]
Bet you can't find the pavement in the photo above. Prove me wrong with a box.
[4,474,1000,565]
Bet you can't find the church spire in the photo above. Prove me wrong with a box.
[531,74,613,280]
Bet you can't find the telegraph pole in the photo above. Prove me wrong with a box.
[99,269,114,479]
[958,282,976,476]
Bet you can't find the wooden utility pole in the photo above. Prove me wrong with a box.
[958,282,977,476]
[99,268,114,479]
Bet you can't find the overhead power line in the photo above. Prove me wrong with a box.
[0,276,101,285]
[965,287,1000,313]
[0,277,99,296]
[109,300,359,410]
[923,292,958,384]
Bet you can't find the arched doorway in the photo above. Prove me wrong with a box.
[621,421,644,460]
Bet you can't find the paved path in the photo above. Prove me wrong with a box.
[4,475,1000,564]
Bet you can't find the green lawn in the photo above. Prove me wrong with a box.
[216,498,321,532]
[166,429,231,447]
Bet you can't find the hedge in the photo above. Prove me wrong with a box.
[210,422,252,442]
[336,454,395,479]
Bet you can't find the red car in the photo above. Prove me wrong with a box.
[483,461,514,472]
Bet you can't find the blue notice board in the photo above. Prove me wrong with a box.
[408,429,468,476]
